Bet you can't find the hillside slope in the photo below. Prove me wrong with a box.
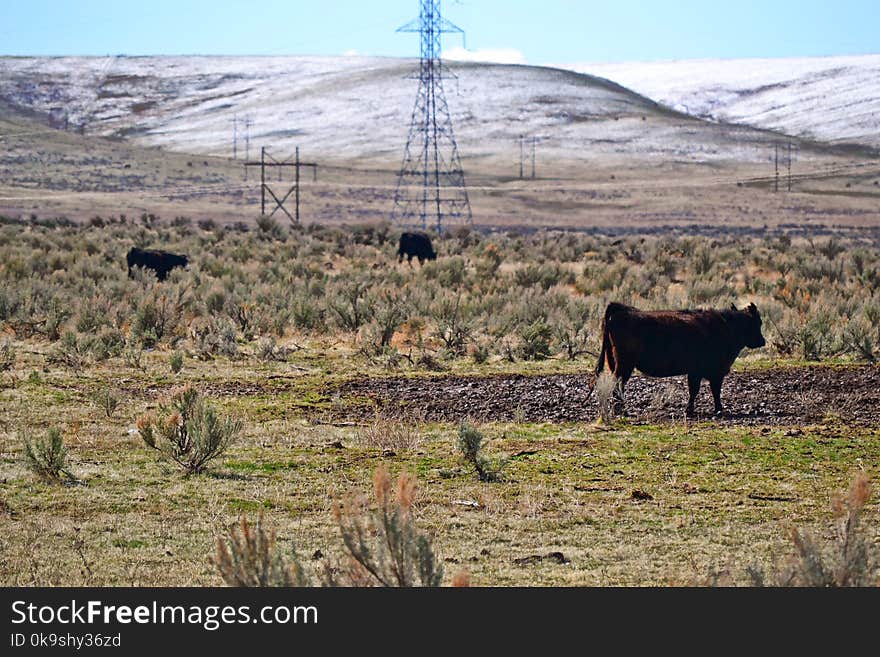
[0,55,799,167]
[568,55,880,149]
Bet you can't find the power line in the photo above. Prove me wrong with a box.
[4,157,879,206]
[77,54,121,136]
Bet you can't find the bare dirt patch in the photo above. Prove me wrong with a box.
[332,365,880,426]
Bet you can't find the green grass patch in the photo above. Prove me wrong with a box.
[227,498,277,513]
[225,459,298,474]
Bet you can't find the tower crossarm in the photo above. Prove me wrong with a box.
[396,16,464,34]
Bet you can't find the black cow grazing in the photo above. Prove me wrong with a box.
[397,232,436,265]
[126,247,189,282]
[595,302,766,416]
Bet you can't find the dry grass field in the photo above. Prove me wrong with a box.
[1,346,877,586]
[3,100,880,233]
[0,204,878,586]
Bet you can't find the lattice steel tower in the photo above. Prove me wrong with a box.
[392,0,472,234]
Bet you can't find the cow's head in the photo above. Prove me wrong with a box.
[738,303,766,348]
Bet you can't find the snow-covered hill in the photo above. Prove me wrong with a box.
[0,55,793,165]
[566,55,880,149]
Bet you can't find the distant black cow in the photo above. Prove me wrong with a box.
[126,247,189,282]
[595,302,766,416]
[397,232,436,265]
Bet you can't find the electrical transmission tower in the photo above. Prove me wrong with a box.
[231,114,253,162]
[518,135,543,179]
[243,115,253,161]
[391,0,472,234]
[244,147,317,224]
[771,139,797,192]
[231,116,239,160]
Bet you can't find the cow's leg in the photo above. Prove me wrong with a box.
[709,377,724,415]
[686,374,701,417]
[606,342,624,411]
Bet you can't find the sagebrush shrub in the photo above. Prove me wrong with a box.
[289,292,323,331]
[22,427,75,481]
[3,222,880,369]
[131,288,188,347]
[255,214,284,240]
[122,340,144,370]
[328,466,443,587]
[456,422,505,482]
[215,515,309,586]
[190,317,238,358]
[518,320,552,360]
[431,293,473,355]
[255,337,280,362]
[327,279,374,332]
[470,342,490,364]
[131,299,162,347]
[169,350,184,374]
[43,302,68,341]
[747,472,876,587]
[91,327,126,361]
[842,318,875,362]
[137,385,242,474]
[93,387,120,418]
[215,467,460,588]
[48,331,88,371]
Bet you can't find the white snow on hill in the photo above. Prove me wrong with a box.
[0,55,795,165]
[565,55,880,149]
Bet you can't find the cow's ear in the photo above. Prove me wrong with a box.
[748,303,757,315]
[730,303,737,311]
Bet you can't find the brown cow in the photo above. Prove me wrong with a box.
[595,302,766,416]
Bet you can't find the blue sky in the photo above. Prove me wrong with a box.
[1,0,877,62]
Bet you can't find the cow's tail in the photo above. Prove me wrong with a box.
[595,302,625,376]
